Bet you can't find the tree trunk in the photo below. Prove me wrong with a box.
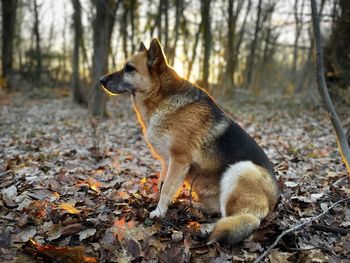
[222,0,243,92]
[163,0,169,53]
[71,0,86,105]
[201,0,211,89]
[156,0,163,43]
[168,0,183,66]
[90,0,119,117]
[130,0,137,54]
[121,1,128,59]
[245,0,262,89]
[1,0,18,89]
[297,0,325,93]
[325,0,350,88]
[33,0,42,82]
[292,0,305,86]
[311,0,350,174]
[186,21,202,80]
[232,0,251,85]
[222,0,235,92]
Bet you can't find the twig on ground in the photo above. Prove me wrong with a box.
[253,197,350,263]
[311,224,349,236]
[310,0,350,174]
[0,170,12,177]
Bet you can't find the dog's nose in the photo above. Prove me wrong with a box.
[99,76,107,86]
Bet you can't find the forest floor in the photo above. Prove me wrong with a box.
[0,89,349,263]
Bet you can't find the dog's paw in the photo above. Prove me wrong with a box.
[150,206,166,218]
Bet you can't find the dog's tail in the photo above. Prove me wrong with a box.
[208,213,261,245]
[208,161,279,245]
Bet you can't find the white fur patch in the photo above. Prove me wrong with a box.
[220,161,259,217]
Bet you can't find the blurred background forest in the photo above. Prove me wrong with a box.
[0,0,349,119]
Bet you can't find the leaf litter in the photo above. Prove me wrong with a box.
[0,93,349,262]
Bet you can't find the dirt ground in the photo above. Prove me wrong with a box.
[0,90,349,262]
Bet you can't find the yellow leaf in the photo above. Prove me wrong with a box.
[57,203,81,214]
[140,177,147,184]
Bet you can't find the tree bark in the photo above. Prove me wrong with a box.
[245,0,262,89]
[33,0,42,82]
[130,0,138,54]
[121,1,129,59]
[156,0,163,43]
[311,0,350,174]
[71,0,86,105]
[292,0,306,87]
[1,0,18,89]
[90,0,119,117]
[201,0,211,89]
[325,0,350,88]
[232,0,251,85]
[222,0,235,92]
[168,0,183,66]
[186,21,202,80]
[163,0,169,53]
[297,0,325,93]
[222,0,244,92]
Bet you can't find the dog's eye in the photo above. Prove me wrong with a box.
[124,64,135,73]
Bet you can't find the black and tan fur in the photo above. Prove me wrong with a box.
[100,38,280,245]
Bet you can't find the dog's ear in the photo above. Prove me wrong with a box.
[139,41,147,52]
[147,38,167,71]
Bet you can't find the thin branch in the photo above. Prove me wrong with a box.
[310,0,350,174]
[311,223,349,235]
[0,170,12,177]
[253,197,350,263]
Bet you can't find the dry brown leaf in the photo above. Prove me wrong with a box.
[26,239,98,263]
[57,203,81,214]
[267,249,293,263]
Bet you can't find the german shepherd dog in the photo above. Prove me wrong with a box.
[100,38,280,245]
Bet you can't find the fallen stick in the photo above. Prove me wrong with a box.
[0,170,12,177]
[311,224,349,236]
[253,197,350,263]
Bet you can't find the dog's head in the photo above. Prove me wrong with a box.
[99,38,169,96]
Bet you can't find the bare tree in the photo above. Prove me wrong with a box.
[167,0,184,66]
[1,0,18,89]
[90,0,120,116]
[325,0,350,88]
[201,0,211,89]
[292,0,305,86]
[33,0,42,82]
[222,0,244,92]
[232,0,251,84]
[245,0,262,89]
[121,1,129,59]
[298,0,325,93]
[129,0,138,54]
[71,0,86,104]
[186,21,202,80]
[311,0,350,174]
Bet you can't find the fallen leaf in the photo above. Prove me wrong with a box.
[26,239,98,263]
[79,228,97,241]
[16,227,37,242]
[57,203,81,214]
[268,249,293,263]
[124,237,141,259]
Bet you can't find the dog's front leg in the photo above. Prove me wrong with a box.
[157,160,168,191]
[150,157,189,218]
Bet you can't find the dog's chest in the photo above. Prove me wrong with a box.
[146,112,171,160]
